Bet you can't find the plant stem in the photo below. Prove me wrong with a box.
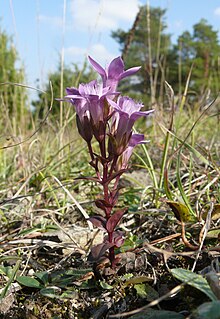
[87,141,94,161]
[109,155,118,176]
[108,232,115,265]
[109,246,115,266]
[98,122,117,265]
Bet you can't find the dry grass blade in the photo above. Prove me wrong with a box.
[0,81,46,93]
[191,202,214,272]
[109,283,184,318]
[0,81,52,150]
[1,239,85,254]
[52,175,93,230]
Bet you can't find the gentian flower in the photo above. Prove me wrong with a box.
[65,80,117,141]
[108,96,154,155]
[116,133,147,170]
[88,56,141,92]
[58,55,154,266]
[64,85,93,142]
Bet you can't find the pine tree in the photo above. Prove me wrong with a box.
[167,19,220,98]
[111,5,171,105]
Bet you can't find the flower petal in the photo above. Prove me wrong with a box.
[88,55,106,80]
[107,57,124,79]
[66,87,79,95]
[129,133,145,147]
[120,66,141,80]
[78,80,97,96]
[130,109,154,122]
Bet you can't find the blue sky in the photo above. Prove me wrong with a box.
[1,0,220,90]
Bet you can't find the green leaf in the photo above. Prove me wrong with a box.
[51,276,76,288]
[134,283,159,301]
[206,229,220,239]
[49,268,93,287]
[171,268,217,301]
[64,268,93,277]
[60,290,78,299]
[34,271,49,285]
[128,204,139,213]
[18,226,44,237]
[194,301,220,319]
[120,235,141,252]
[0,266,14,277]
[120,273,133,281]
[124,276,152,286]
[40,287,61,298]
[134,283,148,299]
[17,276,43,289]
[0,256,20,263]
[166,201,196,222]
[99,281,114,290]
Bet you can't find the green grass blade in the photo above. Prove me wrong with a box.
[133,145,158,191]
[0,260,21,299]
[176,150,196,218]
[159,123,212,168]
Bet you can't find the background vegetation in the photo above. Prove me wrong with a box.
[0,4,219,319]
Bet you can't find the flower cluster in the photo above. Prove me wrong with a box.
[62,56,153,266]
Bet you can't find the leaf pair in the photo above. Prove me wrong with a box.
[88,241,115,262]
[88,230,124,262]
[89,209,126,233]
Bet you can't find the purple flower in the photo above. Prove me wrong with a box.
[88,56,141,92]
[108,96,154,155]
[65,80,117,141]
[116,133,147,170]
[65,80,112,124]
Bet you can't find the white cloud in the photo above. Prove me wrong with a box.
[89,43,116,64]
[64,43,115,65]
[214,7,220,16]
[70,0,140,31]
[174,20,183,29]
[65,46,86,57]
[38,15,63,28]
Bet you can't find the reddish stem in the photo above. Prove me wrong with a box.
[108,232,115,266]
[109,245,115,266]
[91,121,118,266]
[87,141,94,161]
[109,155,118,176]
